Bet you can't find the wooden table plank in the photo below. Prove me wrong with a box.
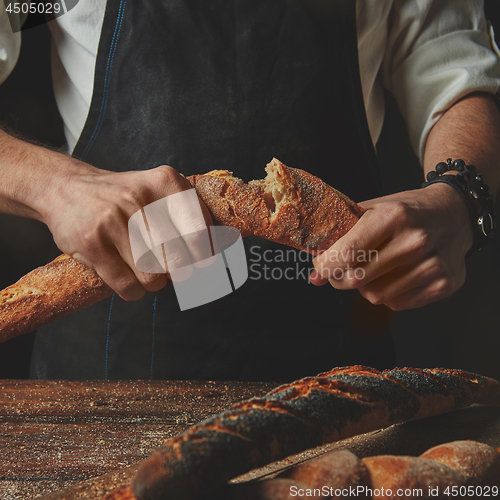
[2,380,500,500]
[0,380,277,499]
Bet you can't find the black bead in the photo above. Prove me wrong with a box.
[476,174,485,184]
[480,184,490,195]
[426,171,438,182]
[435,162,448,175]
[453,159,466,171]
[467,164,477,176]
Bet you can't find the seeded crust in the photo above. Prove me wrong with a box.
[130,366,500,500]
[187,158,365,253]
[0,254,113,343]
[97,441,500,500]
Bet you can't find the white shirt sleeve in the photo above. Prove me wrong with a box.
[379,0,500,163]
[0,3,22,85]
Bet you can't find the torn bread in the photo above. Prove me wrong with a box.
[187,158,365,253]
[0,159,364,340]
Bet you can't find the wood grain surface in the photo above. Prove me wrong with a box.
[1,380,500,500]
[0,380,276,499]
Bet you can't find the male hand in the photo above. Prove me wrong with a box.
[309,183,474,311]
[40,164,213,301]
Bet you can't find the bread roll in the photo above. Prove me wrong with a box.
[207,478,310,500]
[362,455,467,498]
[0,159,363,341]
[101,485,136,500]
[197,441,500,500]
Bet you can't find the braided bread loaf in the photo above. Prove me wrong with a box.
[128,366,500,500]
[0,159,363,341]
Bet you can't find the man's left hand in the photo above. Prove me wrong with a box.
[309,182,474,311]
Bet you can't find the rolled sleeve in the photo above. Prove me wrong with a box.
[0,3,21,85]
[382,0,500,163]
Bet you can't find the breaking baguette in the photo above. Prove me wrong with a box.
[188,158,365,253]
[0,159,364,341]
[0,254,112,343]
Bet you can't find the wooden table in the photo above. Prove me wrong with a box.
[1,379,500,500]
[0,379,276,499]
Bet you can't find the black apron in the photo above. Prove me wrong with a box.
[31,0,394,381]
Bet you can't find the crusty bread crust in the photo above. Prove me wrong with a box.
[188,158,365,253]
[0,159,364,341]
[420,440,500,485]
[279,449,371,493]
[50,440,500,499]
[0,254,112,343]
[131,366,500,500]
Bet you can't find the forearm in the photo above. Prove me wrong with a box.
[0,128,97,222]
[311,94,500,310]
[0,127,206,300]
[423,92,500,195]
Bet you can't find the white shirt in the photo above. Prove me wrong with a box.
[1,0,500,162]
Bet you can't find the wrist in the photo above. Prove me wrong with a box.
[0,130,98,223]
[422,159,495,257]
[33,155,102,226]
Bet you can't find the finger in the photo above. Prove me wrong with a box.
[358,256,461,310]
[135,189,194,280]
[308,268,329,286]
[120,207,175,290]
[130,166,216,283]
[327,227,435,291]
[379,285,447,311]
[77,247,147,301]
[313,206,395,277]
[166,189,214,265]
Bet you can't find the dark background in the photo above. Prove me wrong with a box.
[0,1,499,379]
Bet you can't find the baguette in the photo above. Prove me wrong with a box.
[130,366,500,500]
[0,254,112,343]
[224,441,500,500]
[188,158,365,253]
[99,441,500,500]
[0,159,364,341]
[278,449,371,497]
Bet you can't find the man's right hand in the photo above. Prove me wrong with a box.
[0,129,212,300]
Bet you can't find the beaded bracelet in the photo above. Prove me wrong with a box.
[422,159,495,257]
